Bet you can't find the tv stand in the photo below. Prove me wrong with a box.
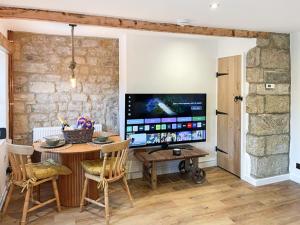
[148,144,193,154]
[134,146,208,189]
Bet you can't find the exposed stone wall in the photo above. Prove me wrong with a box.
[12,32,119,145]
[246,34,290,178]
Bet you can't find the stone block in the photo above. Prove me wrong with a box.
[29,82,55,93]
[246,47,260,67]
[86,57,98,66]
[256,84,290,95]
[13,114,28,134]
[246,68,264,83]
[246,135,265,156]
[265,95,289,113]
[14,93,35,103]
[14,75,28,85]
[261,48,290,69]
[250,154,289,178]
[264,70,290,83]
[266,134,289,155]
[68,102,83,112]
[270,34,290,49]
[29,114,49,122]
[81,39,99,48]
[30,74,61,82]
[71,93,88,102]
[249,114,289,135]
[31,104,57,113]
[256,38,270,47]
[14,62,50,73]
[246,95,264,114]
[14,102,25,113]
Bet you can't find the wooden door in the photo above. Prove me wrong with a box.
[217,55,241,177]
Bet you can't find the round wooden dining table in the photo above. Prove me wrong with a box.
[33,135,120,207]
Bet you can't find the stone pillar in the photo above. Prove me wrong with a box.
[246,34,290,178]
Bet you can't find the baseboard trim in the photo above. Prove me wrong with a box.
[0,185,8,211]
[290,173,300,184]
[243,173,290,186]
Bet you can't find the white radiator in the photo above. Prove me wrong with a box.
[33,124,102,141]
[33,124,102,162]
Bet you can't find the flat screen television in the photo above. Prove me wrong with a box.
[125,93,206,148]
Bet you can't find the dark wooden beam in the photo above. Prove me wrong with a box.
[0,6,270,39]
[0,31,13,52]
[7,30,14,140]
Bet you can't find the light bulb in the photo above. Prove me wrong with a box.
[210,2,220,9]
[70,77,76,88]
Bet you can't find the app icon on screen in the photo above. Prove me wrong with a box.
[161,132,176,143]
[128,133,147,146]
[176,131,192,142]
[126,126,132,132]
[155,124,161,130]
[161,124,166,130]
[146,133,161,144]
[133,126,138,132]
[145,125,150,131]
[172,124,177,129]
[192,130,206,140]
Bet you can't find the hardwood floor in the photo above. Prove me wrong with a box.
[2,167,300,225]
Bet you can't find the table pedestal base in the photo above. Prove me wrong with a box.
[58,151,99,207]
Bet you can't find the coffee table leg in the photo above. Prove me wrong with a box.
[151,162,157,190]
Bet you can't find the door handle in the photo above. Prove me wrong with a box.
[234,96,243,102]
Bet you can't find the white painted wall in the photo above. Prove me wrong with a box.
[217,37,256,182]
[290,32,300,183]
[124,33,218,177]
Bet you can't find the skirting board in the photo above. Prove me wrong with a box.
[127,159,216,180]
[290,173,300,184]
[243,173,290,186]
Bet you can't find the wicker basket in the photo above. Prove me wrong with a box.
[62,128,94,144]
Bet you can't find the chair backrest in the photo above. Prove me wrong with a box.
[6,143,34,182]
[100,139,130,181]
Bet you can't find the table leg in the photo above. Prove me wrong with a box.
[58,152,99,207]
[151,162,157,190]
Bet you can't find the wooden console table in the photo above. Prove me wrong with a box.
[134,146,208,189]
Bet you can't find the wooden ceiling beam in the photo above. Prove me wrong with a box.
[0,6,271,39]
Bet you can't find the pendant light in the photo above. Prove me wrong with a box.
[69,24,77,88]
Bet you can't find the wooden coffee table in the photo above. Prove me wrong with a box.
[134,145,208,189]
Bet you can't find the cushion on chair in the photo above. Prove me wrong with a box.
[25,160,72,180]
[81,158,119,176]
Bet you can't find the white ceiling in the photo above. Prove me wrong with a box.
[0,0,300,33]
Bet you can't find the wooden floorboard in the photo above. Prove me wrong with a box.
[2,167,300,225]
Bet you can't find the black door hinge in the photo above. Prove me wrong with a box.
[216,110,228,115]
[216,72,229,77]
[215,146,228,154]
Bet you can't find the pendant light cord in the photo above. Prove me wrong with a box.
[69,24,77,78]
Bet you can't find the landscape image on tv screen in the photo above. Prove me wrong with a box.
[125,93,206,147]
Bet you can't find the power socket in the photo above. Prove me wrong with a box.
[296,163,300,170]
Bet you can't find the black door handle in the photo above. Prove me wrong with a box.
[234,96,243,102]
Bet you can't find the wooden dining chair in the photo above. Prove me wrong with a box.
[2,143,71,225]
[80,139,133,225]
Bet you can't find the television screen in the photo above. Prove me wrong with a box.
[125,93,206,147]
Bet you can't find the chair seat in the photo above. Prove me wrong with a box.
[25,161,72,180]
[81,158,120,176]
